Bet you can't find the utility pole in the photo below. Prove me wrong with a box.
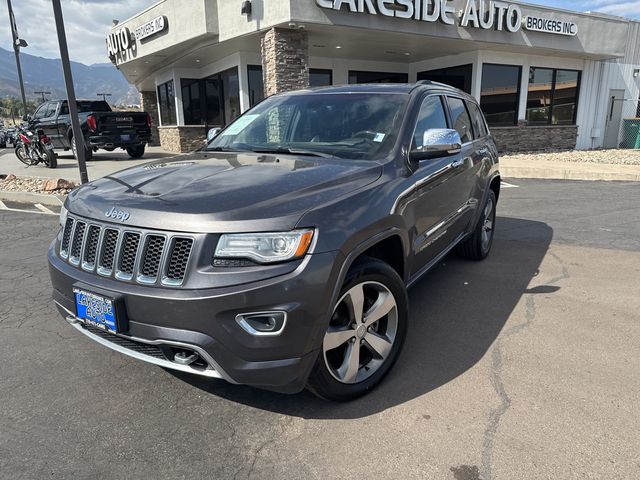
[34,91,51,102]
[6,0,28,117]
[51,0,89,184]
[97,92,112,102]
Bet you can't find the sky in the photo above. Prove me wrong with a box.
[0,0,638,66]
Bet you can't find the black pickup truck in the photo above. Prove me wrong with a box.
[28,100,152,160]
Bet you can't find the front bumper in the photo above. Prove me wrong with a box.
[48,242,341,393]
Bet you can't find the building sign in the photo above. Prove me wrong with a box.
[524,15,577,36]
[107,27,132,58]
[134,16,167,41]
[315,0,578,36]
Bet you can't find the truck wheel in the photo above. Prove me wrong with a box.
[307,257,408,401]
[126,144,145,159]
[457,190,496,260]
[71,135,92,162]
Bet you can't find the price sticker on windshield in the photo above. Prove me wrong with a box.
[221,115,260,136]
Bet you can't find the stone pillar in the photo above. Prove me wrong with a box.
[261,28,309,96]
[141,90,160,146]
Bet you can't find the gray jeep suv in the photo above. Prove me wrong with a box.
[48,82,500,401]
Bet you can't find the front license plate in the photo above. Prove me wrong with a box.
[73,288,117,333]
[120,134,131,141]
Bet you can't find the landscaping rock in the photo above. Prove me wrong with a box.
[42,178,77,192]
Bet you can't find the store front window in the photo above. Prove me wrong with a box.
[480,64,522,126]
[180,67,241,127]
[310,69,333,87]
[417,65,472,94]
[348,70,408,84]
[248,65,264,108]
[526,67,581,125]
[157,80,176,126]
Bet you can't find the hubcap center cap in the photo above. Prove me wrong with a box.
[356,324,367,339]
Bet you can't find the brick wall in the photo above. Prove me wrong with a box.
[261,28,309,96]
[158,126,207,153]
[141,91,160,146]
[492,125,578,153]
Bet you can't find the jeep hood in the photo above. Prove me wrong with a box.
[67,151,382,233]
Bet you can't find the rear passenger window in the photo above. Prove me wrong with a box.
[467,101,488,139]
[412,96,448,149]
[446,97,473,144]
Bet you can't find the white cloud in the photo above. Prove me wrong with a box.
[0,0,152,65]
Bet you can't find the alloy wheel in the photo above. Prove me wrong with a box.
[481,197,494,251]
[322,281,398,384]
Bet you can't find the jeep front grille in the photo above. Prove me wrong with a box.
[60,215,194,287]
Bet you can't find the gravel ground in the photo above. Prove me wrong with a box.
[502,148,640,165]
[0,174,76,195]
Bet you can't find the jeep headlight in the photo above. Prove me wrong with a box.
[215,229,314,264]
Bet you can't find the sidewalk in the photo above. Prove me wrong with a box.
[500,156,640,182]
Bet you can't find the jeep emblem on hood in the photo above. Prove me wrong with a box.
[105,207,130,222]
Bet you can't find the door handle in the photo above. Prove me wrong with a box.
[450,158,465,168]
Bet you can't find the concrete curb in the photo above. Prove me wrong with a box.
[0,190,65,207]
[500,161,640,182]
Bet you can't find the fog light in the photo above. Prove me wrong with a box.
[236,311,287,336]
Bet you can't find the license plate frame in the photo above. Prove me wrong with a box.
[120,134,131,141]
[73,285,128,334]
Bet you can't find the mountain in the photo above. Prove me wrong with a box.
[0,47,140,106]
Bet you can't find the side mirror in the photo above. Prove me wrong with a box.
[410,128,462,163]
[207,127,221,142]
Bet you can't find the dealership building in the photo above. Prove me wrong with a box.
[107,0,640,153]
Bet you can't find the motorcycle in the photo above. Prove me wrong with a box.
[15,126,57,169]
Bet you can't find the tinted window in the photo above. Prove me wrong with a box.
[348,71,408,84]
[413,96,448,149]
[467,101,488,139]
[247,65,264,107]
[44,103,58,117]
[179,68,241,127]
[310,68,332,87]
[526,67,580,125]
[446,97,473,143]
[418,64,473,94]
[480,63,521,126]
[157,80,176,125]
[181,79,202,125]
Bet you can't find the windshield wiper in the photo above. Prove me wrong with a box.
[206,146,248,152]
[250,147,335,158]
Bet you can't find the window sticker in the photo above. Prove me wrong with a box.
[373,133,386,143]
[221,114,260,136]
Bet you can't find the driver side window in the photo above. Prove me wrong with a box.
[413,96,448,150]
[33,104,47,120]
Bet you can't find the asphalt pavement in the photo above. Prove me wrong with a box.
[0,179,639,479]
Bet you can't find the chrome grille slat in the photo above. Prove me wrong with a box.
[116,232,141,280]
[69,221,86,265]
[60,218,75,258]
[60,215,194,287]
[163,238,193,286]
[138,235,166,284]
[98,228,119,275]
[81,225,101,271]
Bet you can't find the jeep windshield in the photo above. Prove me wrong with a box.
[207,92,409,160]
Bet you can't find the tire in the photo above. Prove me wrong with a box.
[307,257,408,401]
[71,135,92,161]
[126,144,145,159]
[44,148,57,168]
[15,145,32,166]
[457,190,497,260]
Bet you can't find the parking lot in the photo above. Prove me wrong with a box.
[1,179,639,479]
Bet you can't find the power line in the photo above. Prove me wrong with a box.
[97,92,112,102]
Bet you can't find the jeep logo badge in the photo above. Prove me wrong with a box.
[105,207,130,222]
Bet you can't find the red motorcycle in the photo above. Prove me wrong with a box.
[15,126,57,169]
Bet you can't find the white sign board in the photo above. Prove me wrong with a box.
[315,0,578,37]
[134,16,167,41]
